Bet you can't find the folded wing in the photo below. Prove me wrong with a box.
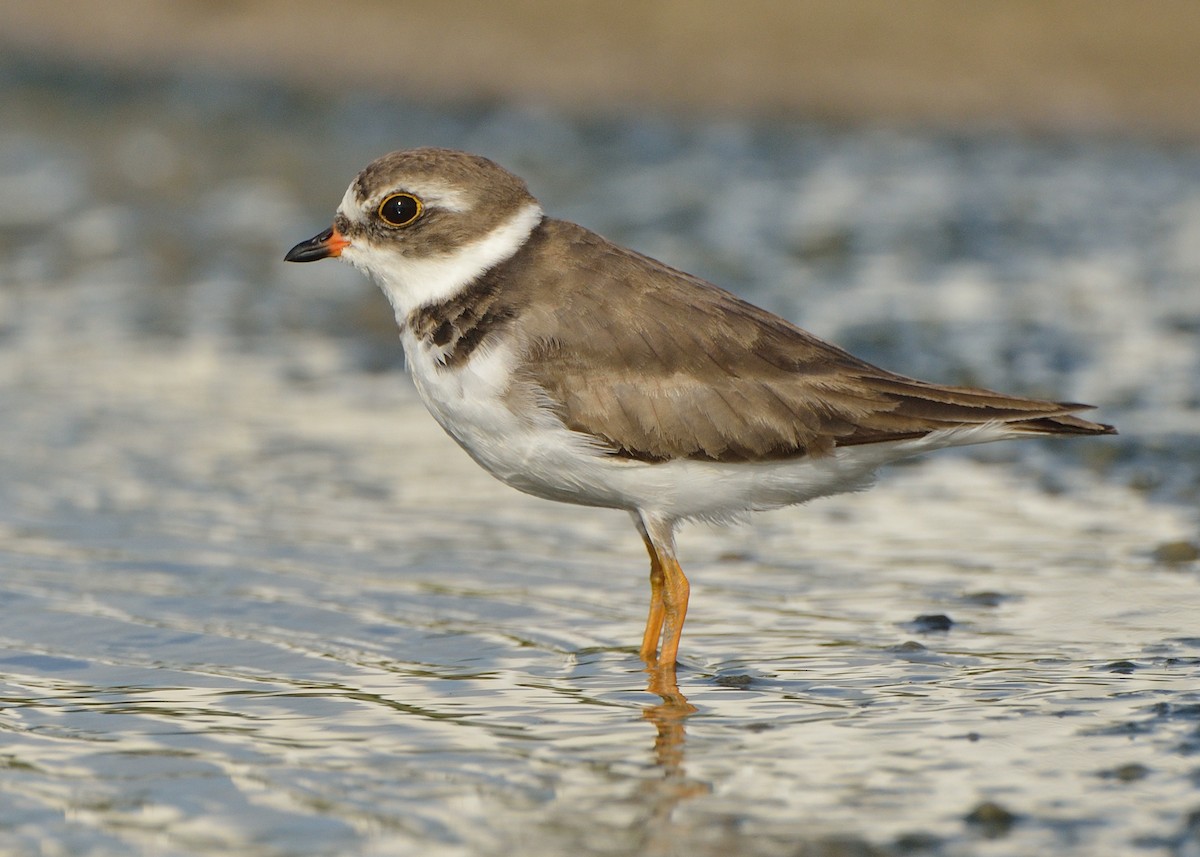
[517,221,1115,463]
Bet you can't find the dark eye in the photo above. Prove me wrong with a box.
[377,193,423,227]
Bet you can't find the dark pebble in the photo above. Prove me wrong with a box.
[1153,540,1200,565]
[714,673,755,689]
[959,591,1009,607]
[911,614,954,632]
[965,801,1017,838]
[1099,763,1151,782]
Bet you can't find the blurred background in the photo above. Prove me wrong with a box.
[7,0,1200,135]
[2,3,1200,857]
[4,0,1199,494]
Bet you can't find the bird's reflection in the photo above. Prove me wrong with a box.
[636,662,710,852]
[644,662,697,769]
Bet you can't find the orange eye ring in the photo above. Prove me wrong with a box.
[377,193,423,227]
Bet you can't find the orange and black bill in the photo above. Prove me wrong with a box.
[284,226,350,263]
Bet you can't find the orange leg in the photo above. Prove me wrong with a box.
[639,532,666,662]
[657,553,690,667]
[635,514,689,667]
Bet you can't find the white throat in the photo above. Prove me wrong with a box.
[343,202,543,319]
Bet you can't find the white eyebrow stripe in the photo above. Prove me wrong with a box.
[338,182,364,224]
[407,181,470,213]
[337,179,471,223]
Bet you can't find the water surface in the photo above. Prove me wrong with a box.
[1,62,1199,856]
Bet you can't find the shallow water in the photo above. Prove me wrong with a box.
[1,61,1199,856]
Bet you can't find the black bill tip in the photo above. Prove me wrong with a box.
[284,226,348,263]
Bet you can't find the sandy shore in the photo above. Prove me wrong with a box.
[5,0,1200,139]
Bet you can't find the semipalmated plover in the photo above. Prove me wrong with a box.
[285,148,1115,671]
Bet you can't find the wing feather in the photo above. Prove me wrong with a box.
[512,221,1114,461]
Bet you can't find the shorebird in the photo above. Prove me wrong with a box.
[285,147,1115,670]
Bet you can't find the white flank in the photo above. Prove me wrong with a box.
[541,421,1022,523]
[400,323,1027,524]
[604,421,1021,523]
[400,335,613,502]
[342,202,542,318]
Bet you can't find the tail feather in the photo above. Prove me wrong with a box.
[1007,410,1118,436]
[843,372,1119,444]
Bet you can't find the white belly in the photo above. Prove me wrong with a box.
[400,333,625,508]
